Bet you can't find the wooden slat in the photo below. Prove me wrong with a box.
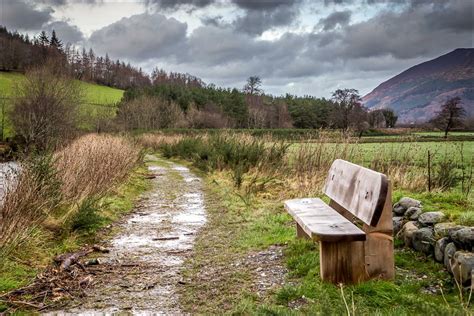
[323,159,388,226]
[284,198,366,242]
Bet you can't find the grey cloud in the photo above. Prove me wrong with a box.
[231,0,300,10]
[88,13,187,60]
[231,0,302,35]
[43,21,85,44]
[0,0,53,30]
[338,0,473,60]
[145,0,214,9]
[232,5,299,35]
[318,11,351,31]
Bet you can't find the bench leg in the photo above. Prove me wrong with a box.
[296,223,310,240]
[320,241,367,284]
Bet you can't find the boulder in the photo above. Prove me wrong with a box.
[398,197,422,209]
[405,207,422,220]
[393,197,421,216]
[435,237,449,262]
[444,242,457,273]
[401,221,419,247]
[412,227,435,254]
[393,204,407,216]
[434,222,463,238]
[418,211,446,226]
[450,227,474,251]
[451,251,474,285]
[393,217,404,235]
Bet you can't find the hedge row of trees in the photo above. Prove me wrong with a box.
[121,72,398,131]
[0,26,149,89]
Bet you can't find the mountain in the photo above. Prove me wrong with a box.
[363,49,474,124]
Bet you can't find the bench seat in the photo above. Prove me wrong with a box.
[284,198,366,242]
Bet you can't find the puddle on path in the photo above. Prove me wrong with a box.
[47,156,206,315]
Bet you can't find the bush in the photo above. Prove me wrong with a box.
[69,198,105,233]
[10,64,82,151]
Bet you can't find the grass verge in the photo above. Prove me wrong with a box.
[180,169,472,315]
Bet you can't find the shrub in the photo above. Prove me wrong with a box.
[69,198,105,233]
[10,64,82,151]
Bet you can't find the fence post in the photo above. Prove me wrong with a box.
[427,150,431,192]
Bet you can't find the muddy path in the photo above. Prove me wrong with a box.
[49,155,206,315]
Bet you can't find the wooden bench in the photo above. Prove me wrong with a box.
[284,159,394,284]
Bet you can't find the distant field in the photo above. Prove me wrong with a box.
[289,140,474,165]
[0,71,124,137]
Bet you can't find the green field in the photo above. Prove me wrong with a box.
[289,140,474,165]
[0,71,124,137]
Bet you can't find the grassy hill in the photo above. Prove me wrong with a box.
[0,71,124,138]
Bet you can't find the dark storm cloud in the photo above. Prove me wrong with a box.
[0,0,53,30]
[231,0,302,35]
[145,0,214,9]
[146,0,303,35]
[318,10,351,31]
[232,5,299,35]
[88,13,187,60]
[339,0,473,59]
[43,21,85,44]
[231,0,301,10]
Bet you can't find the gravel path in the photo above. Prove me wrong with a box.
[48,156,206,315]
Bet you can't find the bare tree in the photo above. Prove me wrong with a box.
[117,96,186,130]
[243,76,262,95]
[431,97,465,138]
[10,63,82,151]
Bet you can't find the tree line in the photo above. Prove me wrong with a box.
[119,72,398,131]
[0,26,149,89]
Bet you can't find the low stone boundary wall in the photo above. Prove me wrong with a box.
[393,197,473,287]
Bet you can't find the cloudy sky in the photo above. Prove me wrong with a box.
[1,0,473,96]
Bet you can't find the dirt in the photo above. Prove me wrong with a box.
[45,156,207,315]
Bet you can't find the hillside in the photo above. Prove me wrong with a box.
[0,71,124,137]
[363,48,474,124]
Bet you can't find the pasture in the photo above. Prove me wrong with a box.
[0,72,124,137]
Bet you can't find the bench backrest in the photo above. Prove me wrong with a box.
[323,159,388,227]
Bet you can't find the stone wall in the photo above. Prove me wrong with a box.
[393,197,474,287]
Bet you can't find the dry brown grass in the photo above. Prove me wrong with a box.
[0,134,141,255]
[54,134,141,204]
[0,157,60,256]
[139,133,184,150]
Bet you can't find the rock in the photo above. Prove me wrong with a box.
[405,207,422,220]
[393,203,407,216]
[401,221,419,247]
[435,237,449,262]
[450,227,474,251]
[418,212,446,226]
[412,227,435,254]
[451,251,474,285]
[399,197,422,209]
[434,222,463,238]
[393,217,404,235]
[444,242,457,272]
